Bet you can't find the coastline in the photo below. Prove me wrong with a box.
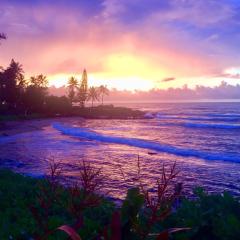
[0,119,50,137]
[0,105,146,137]
[0,116,89,137]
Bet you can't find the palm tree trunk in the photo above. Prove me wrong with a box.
[102,95,103,105]
[92,99,93,108]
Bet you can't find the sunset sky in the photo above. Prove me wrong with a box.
[1,0,240,91]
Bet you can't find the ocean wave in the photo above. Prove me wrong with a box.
[53,123,240,162]
[155,113,240,122]
[159,122,240,130]
[160,122,240,129]
[206,113,240,118]
[184,122,240,129]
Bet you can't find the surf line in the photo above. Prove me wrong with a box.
[53,123,240,162]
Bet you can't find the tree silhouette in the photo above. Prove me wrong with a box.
[23,74,48,113]
[30,74,48,88]
[78,69,88,108]
[98,85,109,105]
[67,76,78,105]
[87,86,99,107]
[0,59,24,109]
[45,95,71,114]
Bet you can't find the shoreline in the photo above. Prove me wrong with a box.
[0,119,50,137]
[0,105,146,137]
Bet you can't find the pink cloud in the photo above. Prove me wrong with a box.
[1,0,239,89]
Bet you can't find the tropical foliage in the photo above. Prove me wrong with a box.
[67,76,78,105]
[165,188,240,240]
[30,74,48,88]
[99,85,109,105]
[0,59,25,109]
[3,160,239,240]
[0,161,184,239]
[23,74,49,113]
[1,167,239,240]
[0,54,110,115]
[87,86,99,107]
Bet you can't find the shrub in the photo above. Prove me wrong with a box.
[1,161,239,240]
[44,96,71,115]
[165,188,240,240]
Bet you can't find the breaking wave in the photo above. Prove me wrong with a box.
[155,113,240,122]
[53,123,240,162]
[159,122,240,130]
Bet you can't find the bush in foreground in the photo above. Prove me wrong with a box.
[0,161,240,240]
[0,167,115,240]
[165,188,240,240]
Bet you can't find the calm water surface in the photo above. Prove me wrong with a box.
[1,102,240,200]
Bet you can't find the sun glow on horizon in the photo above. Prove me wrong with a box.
[48,73,155,91]
[48,53,168,91]
[49,74,70,88]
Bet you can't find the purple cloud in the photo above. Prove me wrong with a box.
[1,0,240,89]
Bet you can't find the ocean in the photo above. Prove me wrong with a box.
[1,102,240,200]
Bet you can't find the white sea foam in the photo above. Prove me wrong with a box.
[53,123,240,162]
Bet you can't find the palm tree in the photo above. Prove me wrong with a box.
[98,85,109,105]
[67,76,78,105]
[30,74,48,88]
[87,86,99,107]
